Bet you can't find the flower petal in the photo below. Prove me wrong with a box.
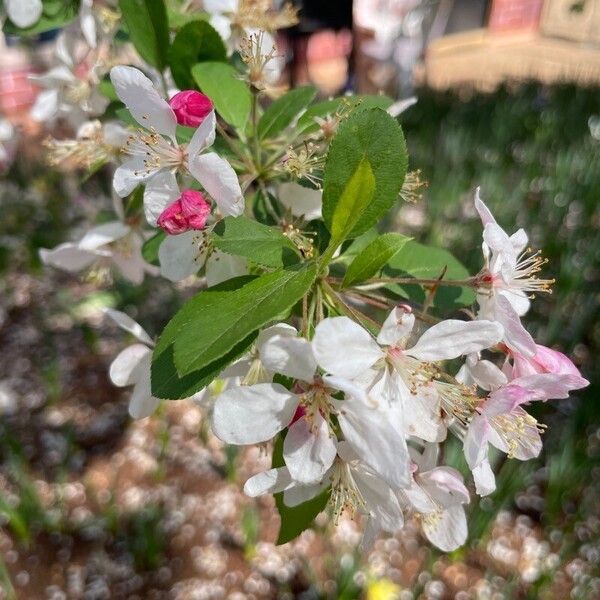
[422,505,467,552]
[5,0,42,27]
[113,157,158,198]
[377,306,415,346]
[129,375,160,420]
[187,110,216,159]
[110,66,177,138]
[188,152,244,217]
[143,171,180,226]
[211,383,299,444]
[474,187,497,227]
[205,250,248,287]
[103,308,153,346]
[244,467,292,497]
[260,335,317,382]
[312,317,383,379]
[109,344,151,387]
[159,230,205,282]
[79,222,130,251]
[407,319,503,362]
[39,243,98,272]
[283,413,337,484]
[495,294,536,357]
[472,459,496,496]
[278,182,322,221]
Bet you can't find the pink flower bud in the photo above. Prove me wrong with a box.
[157,190,211,235]
[168,90,213,127]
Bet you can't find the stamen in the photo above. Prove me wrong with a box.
[281,143,324,188]
[123,126,185,176]
[329,460,366,524]
[511,248,555,296]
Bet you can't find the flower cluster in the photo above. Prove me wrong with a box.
[13,0,587,552]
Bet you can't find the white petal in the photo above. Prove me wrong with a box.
[204,0,238,14]
[30,89,59,122]
[208,13,232,41]
[103,308,153,346]
[402,383,446,442]
[143,171,180,226]
[283,414,337,484]
[474,187,497,227]
[159,231,204,282]
[129,378,160,419]
[463,414,489,469]
[418,466,470,507]
[211,383,298,444]
[387,96,417,117]
[472,459,496,496]
[244,467,292,497]
[111,235,148,284]
[79,0,97,47]
[5,0,42,27]
[260,335,317,382]
[283,481,327,507]
[188,152,244,217]
[110,66,177,138]
[407,319,503,362]
[422,505,467,552]
[79,222,130,250]
[278,182,322,221]
[377,306,415,346]
[460,357,507,391]
[113,157,158,198]
[205,250,248,287]
[109,344,151,387]
[510,228,528,254]
[39,243,97,272]
[256,323,297,354]
[187,110,216,159]
[500,288,530,317]
[312,317,383,379]
[334,384,410,489]
[103,122,130,148]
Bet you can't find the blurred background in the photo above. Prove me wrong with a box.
[0,0,599,598]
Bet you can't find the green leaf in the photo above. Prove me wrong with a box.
[257,86,317,139]
[383,240,476,309]
[192,62,251,130]
[119,0,169,70]
[172,263,317,376]
[168,20,227,90]
[322,108,407,241]
[142,231,166,266]
[342,232,411,287]
[271,433,330,544]
[327,158,376,253]
[3,0,79,35]
[212,216,299,268]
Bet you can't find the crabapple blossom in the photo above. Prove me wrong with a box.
[157,190,212,235]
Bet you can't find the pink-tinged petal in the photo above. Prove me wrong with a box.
[484,384,534,416]
[169,90,214,127]
[419,467,470,506]
[407,319,503,362]
[143,170,180,226]
[513,343,586,380]
[474,187,497,227]
[511,373,589,401]
[312,317,383,378]
[157,190,211,235]
[495,294,537,357]
[110,66,177,139]
[188,152,244,217]
[211,383,299,445]
[377,305,415,346]
[283,414,337,484]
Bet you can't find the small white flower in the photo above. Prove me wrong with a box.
[40,217,155,284]
[110,66,244,219]
[4,0,42,28]
[474,188,554,356]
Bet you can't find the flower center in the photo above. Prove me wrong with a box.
[510,248,555,296]
[124,127,185,176]
[329,460,366,523]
